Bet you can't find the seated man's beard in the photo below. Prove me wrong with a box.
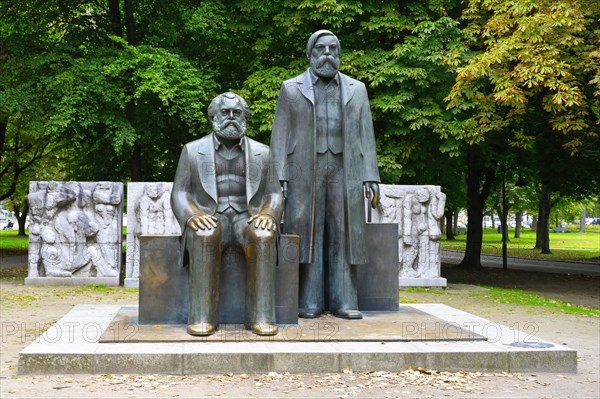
[311,55,340,78]
[213,119,246,140]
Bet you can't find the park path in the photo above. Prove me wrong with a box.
[0,253,27,269]
[442,250,600,276]
[3,250,599,276]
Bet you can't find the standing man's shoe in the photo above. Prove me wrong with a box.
[299,309,323,318]
[333,309,362,319]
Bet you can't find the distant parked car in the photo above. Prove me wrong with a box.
[552,226,568,233]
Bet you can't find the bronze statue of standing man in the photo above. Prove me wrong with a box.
[271,30,380,320]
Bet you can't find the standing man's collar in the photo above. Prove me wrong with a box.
[309,68,339,85]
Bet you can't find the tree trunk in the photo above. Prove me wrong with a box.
[580,205,586,233]
[458,149,496,269]
[453,210,458,235]
[532,214,537,231]
[440,212,445,234]
[514,211,522,238]
[107,0,123,36]
[490,210,495,228]
[12,201,28,236]
[0,117,7,158]
[123,0,142,181]
[535,184,552,254]
[495,206,502,234]
[444,210,455,240]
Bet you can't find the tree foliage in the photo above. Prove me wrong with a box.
[2,0,598,266]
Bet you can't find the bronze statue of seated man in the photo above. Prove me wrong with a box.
[171,92,283,336]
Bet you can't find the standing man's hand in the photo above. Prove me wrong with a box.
[364,182,380,208]
[187,214,218,231]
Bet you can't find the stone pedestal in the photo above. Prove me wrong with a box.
[368,184,447,288]
[18,303,578,375]
[24,276,120,287]
[125,182,181,288]
[358,223,399,311]
[138,234,300,325]
[399,277,447,287]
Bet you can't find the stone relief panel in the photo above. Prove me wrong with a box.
[125,182,181,283]
[369,185,446,280]
[27,181,123,278]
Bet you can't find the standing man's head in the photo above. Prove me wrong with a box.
[208,92,250,141]
[307,30,341,79]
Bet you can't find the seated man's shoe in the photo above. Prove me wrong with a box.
[250,322,278,336]
[187,322,217,336]
[298,309,323,318]
[333,309,363,319]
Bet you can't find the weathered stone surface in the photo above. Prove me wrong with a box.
[125,182,181,288]
[368,184,446,286]
[26,181,123,285]
[18,304,577,375]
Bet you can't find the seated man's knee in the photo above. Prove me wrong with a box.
[189,225,221,241]
[246,226,276,243]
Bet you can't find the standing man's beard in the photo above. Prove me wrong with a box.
[310,55,340,78]
[213,119,246,140]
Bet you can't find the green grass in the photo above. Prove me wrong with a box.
[474,286,600,317]
[442,227,600,262]
[401,285,599,317]
[0,230,29,252]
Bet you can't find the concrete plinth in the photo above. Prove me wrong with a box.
[123,278,139,288]
[18,304,577,375]
[24,277,120,287]
[399,277,448,288]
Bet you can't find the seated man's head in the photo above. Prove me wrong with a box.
[208,92,250,141]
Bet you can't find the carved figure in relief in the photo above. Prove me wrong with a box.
[27,182,48,277]
[402,187,446,277]
[91,182,121,277]
[40,227,72,277]
[136,183,173,235]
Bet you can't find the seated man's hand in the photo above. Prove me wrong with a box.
[187,214,218,231]
[248,214,277,231]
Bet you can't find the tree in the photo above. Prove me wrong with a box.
[0,115,52,202]
[446,0,599,263]
[1,1,218,182]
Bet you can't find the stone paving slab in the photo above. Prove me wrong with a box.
[99,305,485,343]
[18,304,577,374]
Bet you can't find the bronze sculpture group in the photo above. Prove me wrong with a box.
[171,30,380,336]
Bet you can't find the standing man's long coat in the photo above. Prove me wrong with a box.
[271,69,380,265]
